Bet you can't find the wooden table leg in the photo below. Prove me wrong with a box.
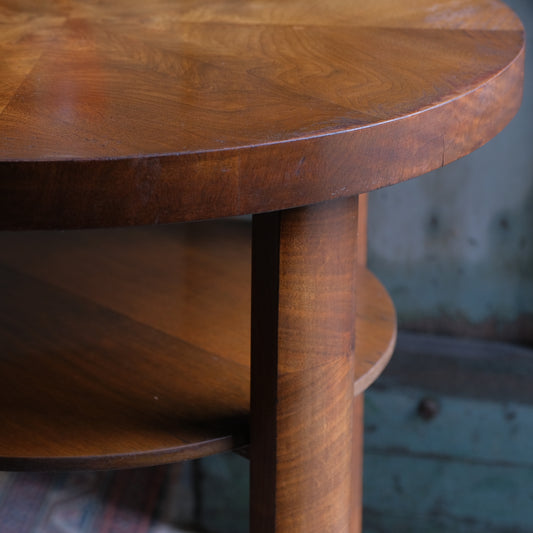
[351,393,364,533]
[350,193,368,532]
[250,197,359,533]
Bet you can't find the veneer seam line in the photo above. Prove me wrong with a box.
[0,262,249,372]
[0,50,47,119]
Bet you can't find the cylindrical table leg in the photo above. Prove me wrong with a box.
[250,197,358,533]
[351,192,368,533]
[351,393,364,533]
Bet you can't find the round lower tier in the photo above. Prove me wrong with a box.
[0,219,396,471]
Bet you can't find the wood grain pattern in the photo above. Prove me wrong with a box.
[0,262,250,471]
[0,0,525,229]
[0,219,395,471]
[0,3,524,529]
[250,198,358,533]
[351,394,365,533]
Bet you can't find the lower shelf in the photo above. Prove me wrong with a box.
[0,219,396,471]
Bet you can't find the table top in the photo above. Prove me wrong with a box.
[0,0,525,229]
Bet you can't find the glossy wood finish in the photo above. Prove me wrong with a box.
[0,0,525,229]
[351,394,365,533]
[251,198,358,533]
[0,2,525,531]
[0,219,395,471]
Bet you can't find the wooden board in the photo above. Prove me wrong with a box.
[363,332,533,533]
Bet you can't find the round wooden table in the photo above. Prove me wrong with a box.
[0,1,524,532]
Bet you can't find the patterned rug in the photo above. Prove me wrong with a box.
[0,466,197,533]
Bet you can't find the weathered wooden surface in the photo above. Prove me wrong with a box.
[364,332,533,533]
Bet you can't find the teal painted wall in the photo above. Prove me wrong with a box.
[367,0,533,343]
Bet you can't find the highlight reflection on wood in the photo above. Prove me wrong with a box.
[0,0,524,229]
[0,219,395,471]
[0,1,525,531]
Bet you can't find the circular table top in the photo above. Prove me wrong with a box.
[0,0,525,228]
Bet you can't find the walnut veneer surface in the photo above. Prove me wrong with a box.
[0,0,524,229]
[0,220,395,469]
[0,2,525,531]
